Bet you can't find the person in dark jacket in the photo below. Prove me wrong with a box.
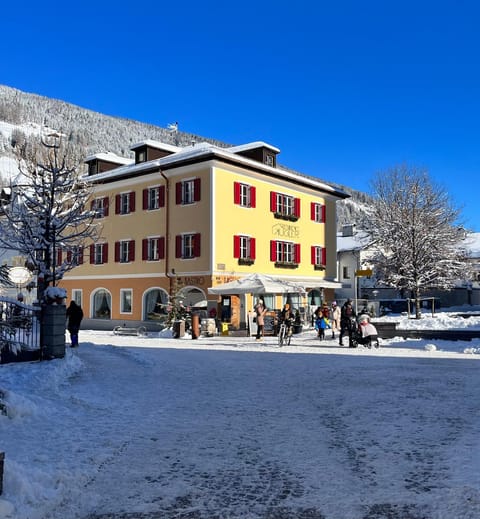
[66,301,84,347]
[339,299,356,346]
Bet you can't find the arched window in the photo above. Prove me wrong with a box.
[92,289,111,319]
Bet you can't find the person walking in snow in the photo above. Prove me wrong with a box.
[66,300,84,347]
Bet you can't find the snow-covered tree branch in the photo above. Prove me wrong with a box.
[0,132,100,300]
[366,165,470,318]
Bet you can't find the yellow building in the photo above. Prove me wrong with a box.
[60,139,349,330]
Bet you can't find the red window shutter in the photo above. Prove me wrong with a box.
[270,240,277,261]
[129,240,135,261]
[175,235,182,258]
[176,182,182,204]
[270,192,277,212]
[233,182,241,205]
[103,197,109,217]
[103,243,108,263]
[311,246,316,265]
[90,200,95,211]
[250,238,256,259]
[233,235,240,258]
[294,198,300,218]
[115,241,120,262]
[194,178,201,202]
[79,248,84,264]
[143,189,148,210]
[142,239,148,260]
[294,243,301,263]
[67,250,72,263]
[311,203,316,221]
[56,249,62,266]
[90,244,95,264]
[321,204,326,223]
[159,186,165,207]
[159,237,165,259]
[129,192,135,212]
[250,186,256,208]
[193,233,201,257]
[115,194,121,214]
[322,247,326,265]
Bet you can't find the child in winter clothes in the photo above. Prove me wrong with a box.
[315,312,331,340]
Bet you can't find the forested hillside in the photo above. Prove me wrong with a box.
[0,84,372,229]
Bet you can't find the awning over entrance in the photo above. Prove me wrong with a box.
[208,273,306,295]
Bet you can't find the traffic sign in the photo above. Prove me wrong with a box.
[355,269,373,277]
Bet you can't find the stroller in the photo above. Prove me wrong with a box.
[349,317,379,349]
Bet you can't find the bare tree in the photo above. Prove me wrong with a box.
[0,131,100,301]
[367,165,470,318]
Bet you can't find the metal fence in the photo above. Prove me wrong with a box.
[0,297,41,363]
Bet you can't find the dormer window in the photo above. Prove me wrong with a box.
[88,162,98,175]
[137,150,146,163]
[265,154,274,167]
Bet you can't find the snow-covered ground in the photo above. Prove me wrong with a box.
[1,307,480,519]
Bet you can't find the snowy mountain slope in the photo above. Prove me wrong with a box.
[0,84,372,228]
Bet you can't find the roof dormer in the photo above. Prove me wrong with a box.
[228,141,280,168]
[130,140,181,164]
[84,152,134,176]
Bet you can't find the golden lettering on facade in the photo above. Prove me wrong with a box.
[272,223,300,239]
[178,276,205,285]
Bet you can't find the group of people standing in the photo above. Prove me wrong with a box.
[314,299,378,347]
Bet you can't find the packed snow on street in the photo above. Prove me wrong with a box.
[1,308,480,519]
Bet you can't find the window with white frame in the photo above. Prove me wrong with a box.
[183,180,195,204]
[311,202,326,223]
[176,179,201,205]
[72,289,82,307]
[92,243,107,265]
[270,240,300,266]
[270,191,300,219]
[120,193,130,214]
[183,234,195,259]
[278,241,294,263]
[233,182,256,208]
[93,197,106,218]
[120,289,132,313]
[148,187,160,210]
[233,235,256,262]
[277,193,293,216]
[116,240,134,263]
[176,233,201,259]
[311,245,326,268]
[343,266,350,279]
[148,237,160,261]
[68,246,83,266]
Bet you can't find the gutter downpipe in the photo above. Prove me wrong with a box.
[161,170,175,297]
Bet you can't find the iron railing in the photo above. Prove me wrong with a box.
[0,298,41,362]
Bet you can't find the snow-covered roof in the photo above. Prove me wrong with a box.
[87,141,349,199]
[337,230,373,252]
[84,152,133,166]
[130,140,181,153]
[227,141,281,154]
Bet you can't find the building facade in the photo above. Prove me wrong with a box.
[60,139,349,329]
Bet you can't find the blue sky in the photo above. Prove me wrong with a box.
[2,0,479,230]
